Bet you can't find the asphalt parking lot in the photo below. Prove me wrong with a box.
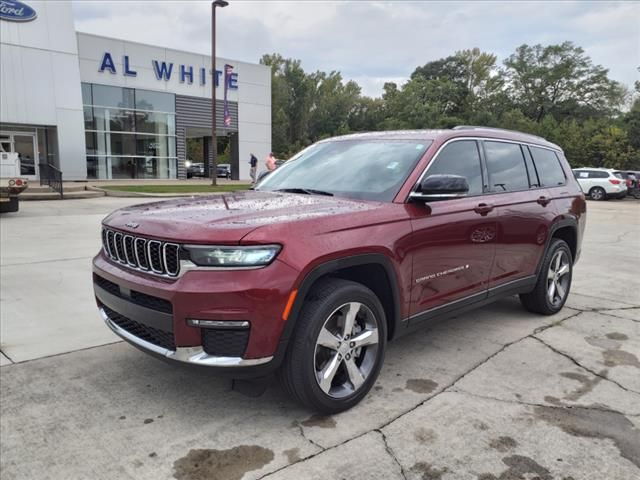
[1,197,639,480]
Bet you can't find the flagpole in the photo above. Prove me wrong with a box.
[210,0,229,186]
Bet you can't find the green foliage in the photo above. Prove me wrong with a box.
[262,42,638,170]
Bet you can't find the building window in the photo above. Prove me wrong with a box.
[82,83,177,179]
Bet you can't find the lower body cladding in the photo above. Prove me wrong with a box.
[92,252,300,376]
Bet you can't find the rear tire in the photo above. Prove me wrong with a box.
[279,278,387,413]
[519,239,572,315]
[589,187,606,201]
[0,197,19,213]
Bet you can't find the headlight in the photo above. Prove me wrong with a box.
[185,160,192,168]
[184,245,281,267]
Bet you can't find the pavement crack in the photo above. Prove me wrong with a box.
[0,349,15,364]
[597,311,640,323]
[377,429,408,480]
[1,256,94,267]
[451,388,639,417]
[531,336,640,395]
[295,421,324,451]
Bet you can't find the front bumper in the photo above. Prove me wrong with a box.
[100,307,273,367]
[93,252,300,372]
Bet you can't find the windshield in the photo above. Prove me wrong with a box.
[257,139,431,202]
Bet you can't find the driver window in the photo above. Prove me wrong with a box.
[425,140,483,196]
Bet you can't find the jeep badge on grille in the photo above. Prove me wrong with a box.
[125,222,140,229]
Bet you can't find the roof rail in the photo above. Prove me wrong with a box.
[452,125,547,142]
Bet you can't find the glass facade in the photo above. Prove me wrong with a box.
[82,83,177,179]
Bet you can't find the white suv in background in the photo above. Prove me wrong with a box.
[572,168,627,201]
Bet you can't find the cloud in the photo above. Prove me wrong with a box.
[72,0,640,97]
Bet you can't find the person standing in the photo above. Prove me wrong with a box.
[249,153,258,183]
[265,152,277,172]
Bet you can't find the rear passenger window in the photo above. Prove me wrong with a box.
[530,147,566,186]
[426,140,483,196]
[483,141,529,192]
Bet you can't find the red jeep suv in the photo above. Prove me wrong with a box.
[93,127,586,413]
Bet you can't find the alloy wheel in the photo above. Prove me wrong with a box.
[313,302,380,398]
[547,250,571,306]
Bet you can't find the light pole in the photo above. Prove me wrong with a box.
[210,0,228,186]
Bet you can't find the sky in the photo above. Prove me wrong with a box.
[72,0,640,98]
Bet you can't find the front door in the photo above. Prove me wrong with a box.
[407,139,496,321]
[0,132,39,179]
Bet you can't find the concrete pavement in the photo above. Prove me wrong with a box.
[1,197,639,479]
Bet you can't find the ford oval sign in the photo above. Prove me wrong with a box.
[0,0,37,22]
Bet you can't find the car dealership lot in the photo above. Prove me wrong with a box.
[1,197,639,479]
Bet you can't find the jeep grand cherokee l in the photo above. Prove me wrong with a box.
[93,127,586,413]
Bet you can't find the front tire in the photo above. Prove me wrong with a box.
[589,187,606,201]
[519,238,572,315]
[280,278,387,413]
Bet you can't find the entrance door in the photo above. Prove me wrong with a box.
[0,132,39,179]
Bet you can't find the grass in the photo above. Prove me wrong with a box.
[100,184,251,194]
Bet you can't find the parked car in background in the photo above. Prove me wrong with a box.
[217,163,232,179]
[186,161,205,178]
[94,127,586,413]
[1,151,29,213]
[572,168,627,200]
[625,171,640,199]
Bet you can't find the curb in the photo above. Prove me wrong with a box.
[87,185,228,198]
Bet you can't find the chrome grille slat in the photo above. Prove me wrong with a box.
[148,240,164,274]
[163,243,180,276]
[101,228,180,278]
[114,232,126,264]
[123,235,136,266]
[106,231,117,260]
[134,237,149,271]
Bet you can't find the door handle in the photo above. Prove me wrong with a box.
[473,203,494,215]
[537,196,551,206]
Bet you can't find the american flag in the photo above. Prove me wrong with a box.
[223,64,233,127]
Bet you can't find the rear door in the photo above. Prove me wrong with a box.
[482,141,557,289]
[407,139,496,319]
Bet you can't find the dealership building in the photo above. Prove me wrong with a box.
[0,0,272,181]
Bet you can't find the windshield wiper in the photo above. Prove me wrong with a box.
[275,188,334,196]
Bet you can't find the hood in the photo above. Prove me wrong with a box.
[102,190,379,243]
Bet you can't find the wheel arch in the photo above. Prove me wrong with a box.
[285,254,402,344]
[537,218,578,275]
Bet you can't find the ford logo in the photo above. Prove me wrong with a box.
[0,0,37,22]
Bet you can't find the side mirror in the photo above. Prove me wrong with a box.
[410,174,469,201]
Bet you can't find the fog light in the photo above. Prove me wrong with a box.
[187,319,249,329]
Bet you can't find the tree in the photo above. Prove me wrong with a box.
[504,42,626,122]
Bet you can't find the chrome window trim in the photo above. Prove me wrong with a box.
[101,308,272,367]
[407,136,564,202]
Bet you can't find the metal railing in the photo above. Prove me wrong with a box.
[39,163,63,198]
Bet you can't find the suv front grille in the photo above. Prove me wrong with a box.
[103,305,175,351]
[102,228,180,277]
